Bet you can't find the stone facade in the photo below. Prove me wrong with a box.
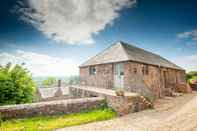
[124,62,187,98]
[80,63,113,89]
[80,61,188,99]
[0,97,104,119]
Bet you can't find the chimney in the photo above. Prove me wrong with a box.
[58,79,61,87]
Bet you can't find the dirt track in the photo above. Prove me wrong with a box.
[57,92,197,131]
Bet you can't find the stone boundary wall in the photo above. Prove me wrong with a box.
[0,97,104,119]
[38,95,71,102]
[69,86,150,116]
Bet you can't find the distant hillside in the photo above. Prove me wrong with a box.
[33,76,79,88]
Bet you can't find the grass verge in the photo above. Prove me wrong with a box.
[0,108,116,131]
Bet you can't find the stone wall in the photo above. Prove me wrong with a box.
[69,86,150,116]
[0,97,104,119]
[80,63,113,89]
[124,62,188,99]
[124,62,157,100]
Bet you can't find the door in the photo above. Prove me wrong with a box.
[114,63,124,89]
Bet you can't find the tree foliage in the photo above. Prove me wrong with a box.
[42,77,57,87]
[186,71,197,82]
[0,63,36,105]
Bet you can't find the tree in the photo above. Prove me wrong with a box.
[0,63,36,105]
[42,77,57,87]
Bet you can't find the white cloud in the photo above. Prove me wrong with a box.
[177,30,197,41]
[0,50,79,76]
[15,0,136,45]
[174,55,197,72]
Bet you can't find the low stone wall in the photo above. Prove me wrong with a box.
[190,83,197,91]
[69,86,150,116]
[0,97,104,119]
[37,95,71,102]
[175,83,192,93]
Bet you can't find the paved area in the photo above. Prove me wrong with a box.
[57,92,197,131]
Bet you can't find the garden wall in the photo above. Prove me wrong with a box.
[69,86,151,116]
[0,97,104,119]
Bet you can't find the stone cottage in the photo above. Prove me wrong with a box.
[79,41,190,99]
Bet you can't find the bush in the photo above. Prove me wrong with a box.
[0,113,2,126]
[189,76,197,83]
[0,63,36,105]
[186,71,197,82]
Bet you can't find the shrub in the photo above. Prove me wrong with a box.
[0,113,2,126]
[186,71,197,82]
[0,63,36,105]
[189,76,197,83]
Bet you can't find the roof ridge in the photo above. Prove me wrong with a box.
[120,41,159,58]
[119,42,131,60]
[80,41,124,67]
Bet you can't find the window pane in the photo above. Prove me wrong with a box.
[89,66,96,75]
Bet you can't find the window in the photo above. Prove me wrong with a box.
[89,66,96,75]
[142,65,149,75]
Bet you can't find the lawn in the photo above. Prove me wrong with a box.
[0,108,116,131]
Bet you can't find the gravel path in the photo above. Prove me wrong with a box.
[57,92,197,131]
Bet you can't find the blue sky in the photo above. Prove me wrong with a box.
[0,0,197,76]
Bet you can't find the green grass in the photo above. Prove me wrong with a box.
[189,76,197,83]
[0,108,116,131]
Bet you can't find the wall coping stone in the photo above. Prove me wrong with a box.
[71,85,139,97]
[0,97,104,110]
[69,86,150,116]
[0,97,104,119]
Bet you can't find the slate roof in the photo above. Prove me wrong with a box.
[80,41,183,70]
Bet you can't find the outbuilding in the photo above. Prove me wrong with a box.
[79,41,189,98]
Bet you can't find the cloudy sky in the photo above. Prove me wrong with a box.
[0,0,197,76]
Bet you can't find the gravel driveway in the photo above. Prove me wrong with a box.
[57,92,197,131]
